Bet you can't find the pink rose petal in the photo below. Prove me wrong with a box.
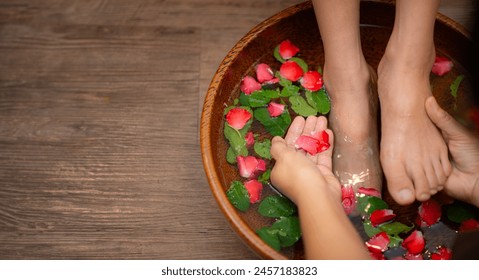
[300,71,323,91]
[240,75,261,95]
[280,61,303,81]
[341,185,356,215]
[418,199,442,227]
[245,131,255,147]
[357,187,381,198]
[430,246,452,260]
[226,108,252,130]
[370,209,396,227]
[431,56,453,76]
[278,40,299,60]
[255,63,275,83]
[244,179,263,204]
[237,156,266,179]
[402,230,425,255]
[267,102,285,117]
[365,232,390,253]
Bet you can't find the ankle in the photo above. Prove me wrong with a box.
[323,62,371,97]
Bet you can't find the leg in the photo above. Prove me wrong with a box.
[378,0,451,205]
[312,0,382,194]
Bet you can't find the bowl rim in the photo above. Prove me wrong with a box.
[200,0,471,260]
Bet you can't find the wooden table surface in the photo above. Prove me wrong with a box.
[0,0,475,259]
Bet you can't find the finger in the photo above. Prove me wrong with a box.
[425,96,466,140]
[317,128,334,171]
[314,115,328,132]
[302,116,317,136]
[285,116,305,147]
[270,136,288,161]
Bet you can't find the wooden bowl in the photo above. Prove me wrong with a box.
[200,0,472,259]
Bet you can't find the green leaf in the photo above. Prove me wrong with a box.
[223,124,248,159]
[305,89,330,114]
[226,181,250,212]
[450,74,464,99]
[254,139,272,159]
[363,220,382,238]
[239,92,250,106]
[257,227,281,251]
[357,196,389,216]
[271,216,301,247]
[258,169,271,184]
[289,57,308,73]
[261,89,280,99]
[247,91,271,108]
[254,107,292,137]
[280,84,300,97]
[226,146,236,164]
[379,222,413,236]
[317,65,323,74]
[289,95,317,116]
[447,201,475,223]
[388,235,402,248]
[258,195,297,218]
[273,45,285,63]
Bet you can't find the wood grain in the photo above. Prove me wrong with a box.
[0,0,475,259]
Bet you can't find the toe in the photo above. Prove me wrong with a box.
[383,162,415,205]
[410,168,431,202]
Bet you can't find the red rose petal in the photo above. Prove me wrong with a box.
[300,71,323,91]
[370,209,396,227]
[278,40,299,60]
[240,75,261,95]
[357,187,381,198]
[245,131,255,147]
[418,199,442,227]
[255,63,275,83]
[459,218,479,232]
[431,56,454,76]
[280,61,304,81]
[244,179,263,204]
[267,102,285,117]
[430,246,452,260]
[365,232,390,253]
[226,108,252,130]
[341,185,356,215]
[295,131,330,156]
[402,230,425,255]
[237,156,265,179]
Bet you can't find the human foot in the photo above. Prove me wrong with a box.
[324,63,383,195]
[378,48,452,205]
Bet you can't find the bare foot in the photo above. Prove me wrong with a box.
[378,47,451,205]
[324,63,383,195]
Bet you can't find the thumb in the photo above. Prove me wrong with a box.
[270,136,288,161]
[425,96,466,140]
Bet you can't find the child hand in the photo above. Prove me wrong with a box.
[270,116,340,204]
[425,96,479,207]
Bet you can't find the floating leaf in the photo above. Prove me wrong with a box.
[357,196,389,216]
[239,92,250,107]
[364,220,382,238]
[271,216,301,247]
[261,89,280,99]
[247,91,271,108]
[258,195,297,218]
[257,227,281,251]
[258,169,271,184]
[223,124,248,160]
[388,235,402,248]
[289,95,317,116]
[379,222,413,236]
[226,181,250,212]
[289,57,308,73]
[305,89,330,115]
[254,107,291,137]
[280,85,300,97]
[254,139,272,159]
[226,146,236,164]
[450,74,464,99]
[447,201,475,223]
[275,71,292,88]
[273,45,285,63]
[317,65,323,74]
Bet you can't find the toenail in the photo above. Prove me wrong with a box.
[398,189,413,202]
[420,193,430,201]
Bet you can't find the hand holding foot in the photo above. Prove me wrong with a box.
[425,96,479,207]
